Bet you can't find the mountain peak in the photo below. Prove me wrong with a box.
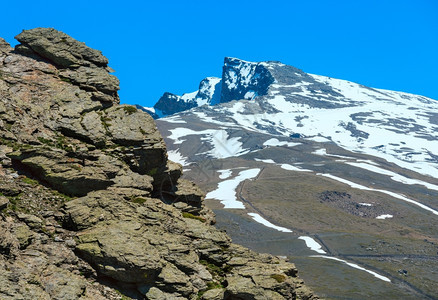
[152,57,283,117]
[221,57,275,103]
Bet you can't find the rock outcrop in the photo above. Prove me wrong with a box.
[0,28,317,299]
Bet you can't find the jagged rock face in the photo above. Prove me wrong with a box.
[149,58,276,118]
[0,29,317,299]
[154,92,198,117]
[1,28,171,197]
[153,77,222,117]
[220,57,274,103]
[198,77,222,105]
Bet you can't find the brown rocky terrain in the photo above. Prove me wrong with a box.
[0,28,317,299]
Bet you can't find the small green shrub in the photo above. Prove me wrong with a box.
[270,274,286,283]
[52,190,73,202]
[37,136,72,152]
[38,137,53,146]
[147,168,157,176]
[206,281,223,289]
[1,137,19,150]
[199,260,224,276]
[21,177,39,186]
[131,197,147,204]
[6,193,23,211]
[100,116,112,136]
[123,106,137,115]
[182,212,206,223]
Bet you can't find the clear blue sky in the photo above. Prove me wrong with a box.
[1,0,437,106]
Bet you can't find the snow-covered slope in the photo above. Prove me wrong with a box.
[155,57,438,179]
[153,58,438,298]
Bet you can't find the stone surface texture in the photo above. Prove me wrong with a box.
[0,28,317,299]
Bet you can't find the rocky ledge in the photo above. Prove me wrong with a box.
[0,28,317,299]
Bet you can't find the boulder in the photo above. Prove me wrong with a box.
[15,27,119,104]
[15,28,108,68]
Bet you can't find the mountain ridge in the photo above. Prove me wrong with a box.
[153,57,438,298]
[151,57,438,180]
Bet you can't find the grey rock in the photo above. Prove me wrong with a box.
[17,213,43,229]
[59,66,119,99]
[145,287,186,300]
[14,28,119,104]
[65,238,76,248]
[0,38,12,53]
[112,170,154,193]
[0,28,317,300]
[9,149,114,196]
[201,288,225,300]
[158,263,190,284]
[13,224,35,249]
[15,28,108,68]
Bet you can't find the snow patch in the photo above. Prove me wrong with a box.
[248,213,293,233]
[280,164,312,172]
[298,236,326,254]
[263,138,300,148]
[206,168,261,209]
[308,136,332,143]
[167,128,249,158]
[217,169,232,179]
[311,255,391,282]
[313,148,354,159]
[376,214,393,219]
[254,158,276,164]
[167,150,189,167]
[254,158,312,172]
[180,91,198,102]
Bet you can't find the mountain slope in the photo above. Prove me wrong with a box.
[154,57,438,299]
[155,57,438,179]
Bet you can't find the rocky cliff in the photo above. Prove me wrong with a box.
[0,28,316,299]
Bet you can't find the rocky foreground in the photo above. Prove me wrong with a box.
[0,28,317,299]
